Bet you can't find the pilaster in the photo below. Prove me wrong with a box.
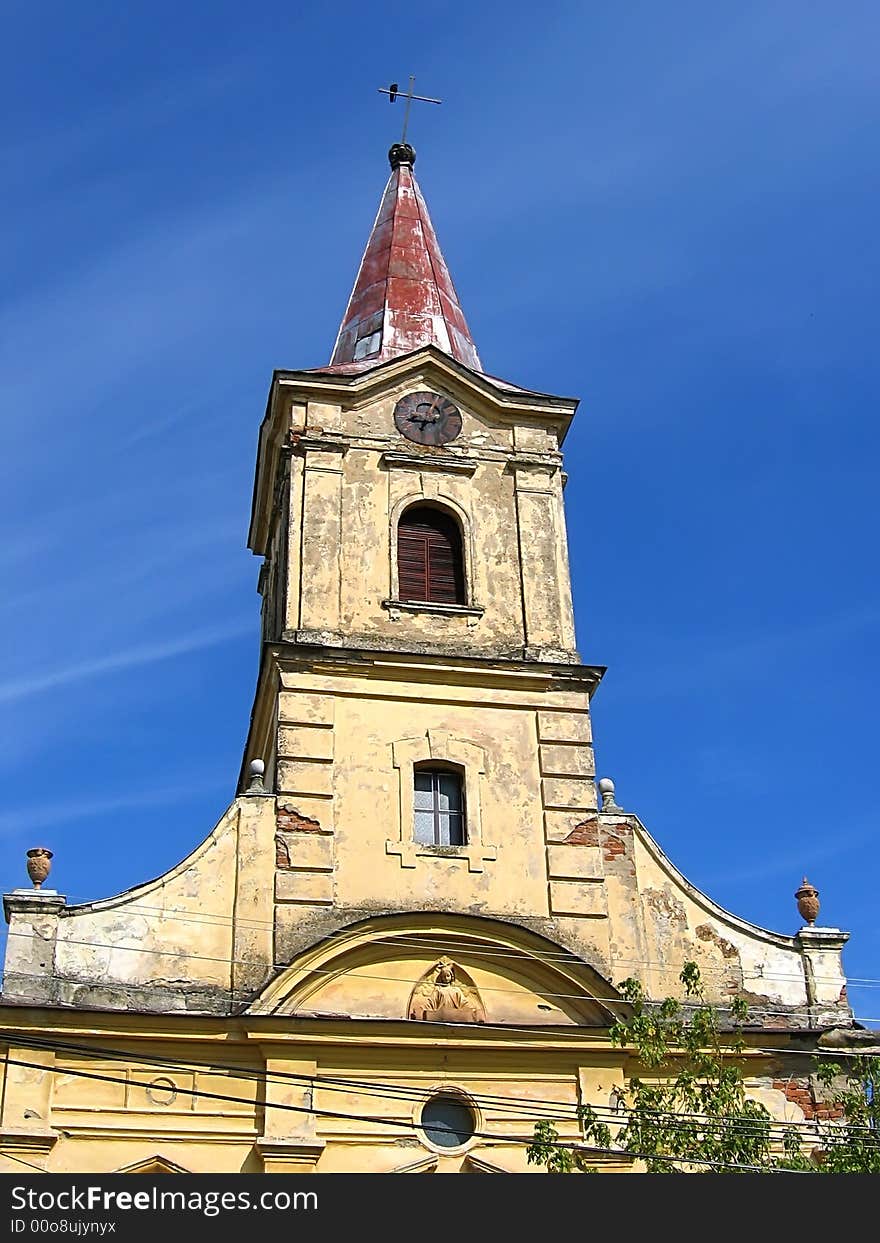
[2,890,66,1005]
[796,926,851,1025]
[511,456,576,658]
[297,438,346,638]
[254,1051,325,1172]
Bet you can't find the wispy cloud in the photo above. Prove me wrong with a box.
[2,53,260,195]
[699,824,879,889]
[0,621,252,706]
[0,178,293,477]
[0,778,231,839]
[0,513,247,621]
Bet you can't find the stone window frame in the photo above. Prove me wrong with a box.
[413,761,466,846]
[386,731,497,872]
[383,492,484,618]
[414,1086,482,1156]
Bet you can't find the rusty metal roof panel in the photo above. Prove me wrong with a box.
[329,147,483,373]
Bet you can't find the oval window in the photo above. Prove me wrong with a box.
[420,1093,476,1150]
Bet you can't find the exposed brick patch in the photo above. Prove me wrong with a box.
[814,1103,846,1122]
[772,1079,846,1122]
[695,924,739,960]
[602,832,627,862]
[276,806,322,833]
[565,818,599,846]
[275,835,291,868]
[774,1079,814,1119]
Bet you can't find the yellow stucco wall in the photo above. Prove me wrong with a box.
[0,350,851,1172]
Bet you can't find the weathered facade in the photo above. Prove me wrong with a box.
[0,143,853,1174]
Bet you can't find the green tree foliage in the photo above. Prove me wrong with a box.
[812,1056,880,1173]
[527,962,879,1173]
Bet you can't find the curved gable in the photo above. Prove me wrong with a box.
[249,912,622,1027]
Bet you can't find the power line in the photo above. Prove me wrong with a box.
[8,897,868,988]
[4,964,877,1048]
[3,932,871,1024]
[0,891,852,980]
[1,1031,579,1123]
[5,964,876,1038]
[755,1045,880,1060]
[5,1030,877,1141]
[0,1047,823,1173]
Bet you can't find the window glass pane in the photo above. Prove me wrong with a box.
[446,813,464,846]
[438,811,464,846]
[437,772,461,812]
[414,773,435,811]
[413,769,465,846]
[421,1095,474,1149]
[414,808,435,844]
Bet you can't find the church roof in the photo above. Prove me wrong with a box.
[328,143,482,373]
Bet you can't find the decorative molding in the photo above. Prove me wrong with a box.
[391,1154,439,1173]
[115,1154,191,1174]
[382,599,484,619]
[0,1128,58,1159]
[508,453,561,475]
[462,1152,511,1173]
[386,839,497,872]
[387,732,496,873]
[381,451,477,475]
[295,436,348,455]
[255,1136,326,1172]
[3,890,67,920]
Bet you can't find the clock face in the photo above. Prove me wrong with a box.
[394,391,462,446]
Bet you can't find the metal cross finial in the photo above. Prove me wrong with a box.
[378,75,442,143]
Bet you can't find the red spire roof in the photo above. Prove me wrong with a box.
[328,144,482,373]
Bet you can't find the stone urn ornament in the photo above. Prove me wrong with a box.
[795,876,820,926]
[26,847,53,890]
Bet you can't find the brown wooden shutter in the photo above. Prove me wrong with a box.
[397,508,465,605]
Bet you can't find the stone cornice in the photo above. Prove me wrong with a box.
[380,450,478,475]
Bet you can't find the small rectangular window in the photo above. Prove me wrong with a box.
[353,330,381,360]
[413,768,465,846]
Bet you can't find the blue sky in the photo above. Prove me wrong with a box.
[2,2,877,1022]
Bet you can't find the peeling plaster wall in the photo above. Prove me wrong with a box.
[2,676,847,1023]
[2,797,276,1013]
[593,812,849,1024]
[0,363,850,1027]
[0,1016,841,1174]
[266,370,578,663]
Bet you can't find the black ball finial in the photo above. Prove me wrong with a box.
[388,142,416,169]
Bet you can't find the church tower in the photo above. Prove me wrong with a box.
[0,142,854,1176]
[244,140,604,945]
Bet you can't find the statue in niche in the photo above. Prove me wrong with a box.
[408,956,486,1023]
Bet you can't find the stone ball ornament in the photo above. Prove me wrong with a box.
[795,876,820,926]
[26,847,53,889]
[245,757,266,795]
[597,776,619,810]
[388,142,416,168]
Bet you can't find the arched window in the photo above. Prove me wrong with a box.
[413,765,466,846]
[397,506,465,605]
